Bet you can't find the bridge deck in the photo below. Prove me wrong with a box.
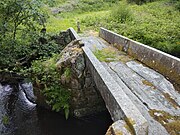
[82,36,180,135]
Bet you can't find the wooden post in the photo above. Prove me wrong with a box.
[77,20,80,33]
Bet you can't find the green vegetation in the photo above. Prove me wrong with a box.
[79,0,180,57]
[0,0,70,118]
[45,0,179,57]
[0,0,179,119]
[0,0,43,68]
[63,67,71,79]
[110,2,133,23]
[2,115,9,125]
[94,46,133,62]
[94,47,119,62]
[23,54,70,119]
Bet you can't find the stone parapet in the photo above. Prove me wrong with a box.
[82,46,148,135]
[99,27,180,85]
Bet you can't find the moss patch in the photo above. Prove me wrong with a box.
[124,117,136,135]
[63,67,71,79]
[94,46,132,63]
[165,121,180,135]
[149,109,180,134]
[125,117,136,125]
[142,80,156,89]
[2,115,9,125]
[115,131,123,135]
[106,126,123,135]
[124,124,134,135]
[118,55,133,63]
[113,43,123,51]
[163,93,179,109]
[94,47,119,62]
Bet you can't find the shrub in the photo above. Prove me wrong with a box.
[110,2,133,23]
[23,54,70,119]
[104,0,180,57]
[127,0,155,5]
[0,0,48,69]
[74,0,119,13]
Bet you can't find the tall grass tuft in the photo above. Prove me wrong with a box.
[110,2,133,23]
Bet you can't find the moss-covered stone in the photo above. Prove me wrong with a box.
[124,117,136,135]
[149,109,180,134]
[142,80,156,89]
[56,40,106,117]
[94,46,133,63]
[163,93,179,109]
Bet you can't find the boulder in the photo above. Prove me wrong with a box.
[56,40,106,117]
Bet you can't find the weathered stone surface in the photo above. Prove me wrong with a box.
[102,62,169,135]
[106,120,132,135]
[82,36,107,51]
[82,33,178,134]
[34,28,105,117]
[82,46,148,135]
[108,61,179,115]
[68,27,81,40]
[75,27,180,134]
[126,61,180,104]
[19,82,36,103]
[99,27,180,85]
[51,29,72,46]
[56,44,84,89]
[56,39,105,117]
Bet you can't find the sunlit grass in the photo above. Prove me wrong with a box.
[94,47,119,62]
[44,0,180,57]
[46,16,76,33]
[46,10,109,33]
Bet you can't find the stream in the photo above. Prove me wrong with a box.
[0,82,112,135]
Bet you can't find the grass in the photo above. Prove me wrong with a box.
[45,4,111,33]
[94,47,123,62]
[105,1,180,57]
[46,10,108,33]
[44,0,180,57]
[94,46,133,62]
[94,47,118,62]
[46,16,76,33]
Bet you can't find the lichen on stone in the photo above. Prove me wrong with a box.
[142,79,156,89]
[149,109,180,134]
[94,46,133,63]
[124,117,136,135]
[163,93,179,109]
[124,124,134,135]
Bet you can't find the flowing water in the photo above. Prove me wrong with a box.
[0,83,112,135]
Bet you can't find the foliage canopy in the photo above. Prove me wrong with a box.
[0,0,47,69]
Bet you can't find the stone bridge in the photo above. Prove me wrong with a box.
[67,27,180,135]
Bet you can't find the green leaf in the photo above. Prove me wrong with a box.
[65,107,69,120]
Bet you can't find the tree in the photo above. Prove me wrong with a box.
[0,0,45,40]
[0,0,46,69]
